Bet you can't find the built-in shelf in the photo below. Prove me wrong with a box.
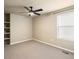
[4,13,10,44]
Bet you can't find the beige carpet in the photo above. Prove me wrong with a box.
[4,40,74,59]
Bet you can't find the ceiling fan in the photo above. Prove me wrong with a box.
[24,6,43,16]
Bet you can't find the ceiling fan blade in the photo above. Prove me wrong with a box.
[24,7,30,11]
[34,12,40,15]
[34,9,43,12]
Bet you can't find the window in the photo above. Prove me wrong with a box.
[57,10,74,41]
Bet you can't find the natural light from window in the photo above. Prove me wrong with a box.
[57,10,74,42]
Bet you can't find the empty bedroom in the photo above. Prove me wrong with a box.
[4,0,74,59]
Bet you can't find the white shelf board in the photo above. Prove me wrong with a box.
[4,22,10,23]
[4,33,10,34]
[4,27,10,29]
[4,38,10,40]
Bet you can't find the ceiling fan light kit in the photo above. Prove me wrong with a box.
[28,12,35,16]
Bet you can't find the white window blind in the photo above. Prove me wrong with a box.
[57,10,74,41]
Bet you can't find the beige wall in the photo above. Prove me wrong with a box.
[10,11,73,51]
[33,13,57,43]
[10,14,32,44]
[33,12,74,51]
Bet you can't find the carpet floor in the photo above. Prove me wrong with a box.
[4,40,74,59]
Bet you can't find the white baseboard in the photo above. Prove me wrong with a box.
[34,39,74,53]
[10,38,74,53]
[10,39,32,45]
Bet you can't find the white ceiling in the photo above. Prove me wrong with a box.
[4,0,74,15]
